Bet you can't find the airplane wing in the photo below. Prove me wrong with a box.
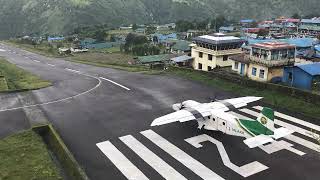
[208,96,263,111]
[151,96,262,127]
[151,107,214,126]
[243,135,274,148]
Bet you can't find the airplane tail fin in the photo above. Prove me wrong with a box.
[257,107,275,131]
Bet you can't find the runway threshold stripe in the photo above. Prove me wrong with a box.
[141,130,225,180]
[96,141,149,180]
[100,77,131,91]
[120,135,187,180]
[240,108,313,138]
[254,106,320,132]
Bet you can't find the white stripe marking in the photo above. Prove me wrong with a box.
[65,68,80,73]
[254,106,320,132]
[185,134,268,177]
[0,73,101,113]
[120,135,187,180]
[33,60,40,63]
[96,141,149,180]
[47,63,55,67]
[141,130,225,180]
[285,134,320,152]
[0,49,6,52]
[100,77,131,91]
[240,108,313,138]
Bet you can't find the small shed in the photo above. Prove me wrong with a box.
[283,63,320,91]
[170,55,193,67]
[137,54,172,69]
[171,40,191,54]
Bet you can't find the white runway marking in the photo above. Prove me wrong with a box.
[47,63,55,67]
[96,141,149,180]
[254,106,320,132]
[141,130,225,180]
[0,49,6,52]
[100,77,131,91]
[120,135,187,180]
[285,134,320,152]
[185,134,268,177]
[33,60,40,63]
[0,72,101,113]
[65,68,80,73]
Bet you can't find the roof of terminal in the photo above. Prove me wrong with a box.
[193,33,245,45]
[252,42,295,50]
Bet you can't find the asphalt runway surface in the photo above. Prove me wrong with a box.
[0,44,319,180]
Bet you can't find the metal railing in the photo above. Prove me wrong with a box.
[193,46,242,56]
[245,55,295,67]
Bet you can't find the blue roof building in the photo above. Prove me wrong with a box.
[283,63,320,91]
[48,36,64,42]
[152,33,177,43]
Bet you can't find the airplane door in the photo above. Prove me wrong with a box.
[218,119,227,133]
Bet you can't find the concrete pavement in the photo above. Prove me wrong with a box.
[0,43,319,180]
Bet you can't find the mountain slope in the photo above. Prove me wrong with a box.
[0,0,319,39]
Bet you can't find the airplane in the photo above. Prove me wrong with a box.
[151,96,294,148]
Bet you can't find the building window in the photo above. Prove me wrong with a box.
[198,63,202,70]
[252,67,257,76]
[234,62,239,69]
[259,69,265,78]
[208,54,213,61]
[223,55,228,61]
[199,52,203,58]
[208,66,212,71]
[288,72,293,82]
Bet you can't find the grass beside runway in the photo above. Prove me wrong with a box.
[167,67,320,119]
[0,130,62,180]
[0,58,51,92]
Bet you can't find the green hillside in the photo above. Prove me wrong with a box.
[0,0,319,39]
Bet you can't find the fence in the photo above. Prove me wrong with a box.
[170,66,320,104]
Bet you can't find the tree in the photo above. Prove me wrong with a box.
[145,26,157,35]
[94,30,106,42]
[292,13,301,19]
[132,24,138,31]
[211,15,226,31]
[176,20,195,32]
[195,20,209,30]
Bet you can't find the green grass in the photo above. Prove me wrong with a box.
[0,76,9,91]
[67,51,150,72]
[167,67,320,119]
[0,58,51,91]
[0,130,62,180]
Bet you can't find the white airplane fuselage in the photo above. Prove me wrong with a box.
[196,110,252,139]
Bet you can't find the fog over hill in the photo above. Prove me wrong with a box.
[0,0,319,39]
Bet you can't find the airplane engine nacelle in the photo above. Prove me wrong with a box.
[172,100,200,111]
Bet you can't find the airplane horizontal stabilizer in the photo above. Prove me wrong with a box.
[243,135,274,148]
[272,127,294,140]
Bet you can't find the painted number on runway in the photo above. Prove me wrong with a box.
[97,108,320,179]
